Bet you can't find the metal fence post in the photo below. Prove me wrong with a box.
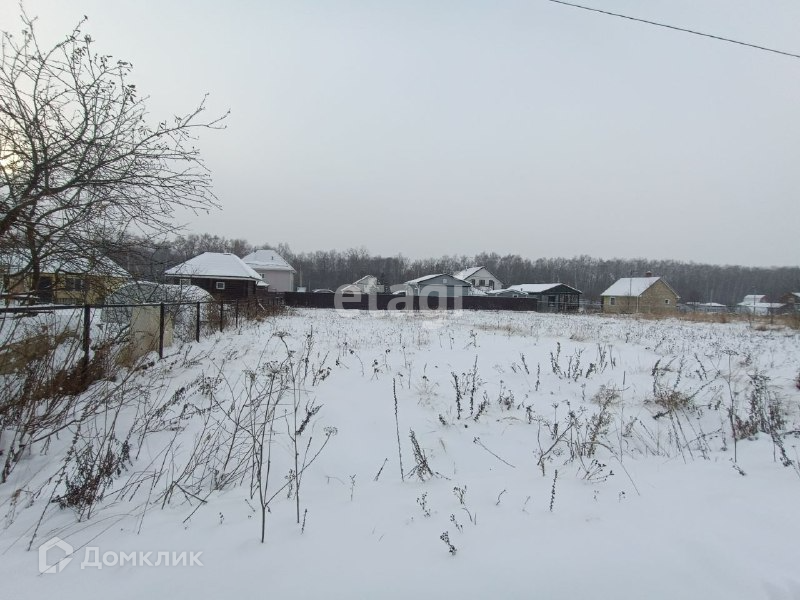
[235,299,239,328]
[158,302,165,359]
[82,304,91,374]
[219,301,224,332]
[196,302,201,342]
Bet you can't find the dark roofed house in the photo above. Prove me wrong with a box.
[506,283,582,312]
[164,252,266,301]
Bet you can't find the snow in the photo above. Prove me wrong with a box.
[453,267,484,281]
[404,274,470,286]
[507,283,577,294]
[0,249,130,278]
[2,309,800,599]
[601,276,662,297]
[164,252,263,281]
[241,249,296,272]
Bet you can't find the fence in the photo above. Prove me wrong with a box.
[0,297,281,377]
[283,292,540,312]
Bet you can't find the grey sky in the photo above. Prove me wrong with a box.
[4,1,800,266]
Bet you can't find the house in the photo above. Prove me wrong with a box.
[601,275,679,314]
[339,275,383,295]
[736,294,785,316]
[779,292,800,312]
[401,274,471,298]
[505,283,582,312]
[685,302,728,313]
[241,249,296,292]
[165,252,266,301]
[453,267,503,292]
[0,250,130,305]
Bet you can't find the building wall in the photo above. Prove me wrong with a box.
[464,268,502,291]
[257,269,294,292]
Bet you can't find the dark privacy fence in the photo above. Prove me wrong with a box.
[283,292,539,312]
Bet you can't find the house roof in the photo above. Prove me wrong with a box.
[404,273,471,286]
[507,283,582,294]
[601,277,677,298]
[241,249,296,273]
[339,276,377,294]
[740,294,767,304]
[165,252,264,282]
[453,266,503,285]
[0,249,130,278]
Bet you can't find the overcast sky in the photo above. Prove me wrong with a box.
[4,1,800,267]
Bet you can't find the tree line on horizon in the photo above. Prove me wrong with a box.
[112,232,800,306]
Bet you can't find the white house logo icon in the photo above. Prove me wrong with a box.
[38,537,74,574]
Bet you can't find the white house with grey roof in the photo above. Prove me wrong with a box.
[453,267,502,292]
[401,274,471,297]
[242,249,296,292]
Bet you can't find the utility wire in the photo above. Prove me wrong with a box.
[545,0,800,60]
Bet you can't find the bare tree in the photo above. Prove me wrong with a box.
[0,11,226,295]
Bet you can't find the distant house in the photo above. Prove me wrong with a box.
[453,267,502,292]
[736,294,785,316]
[685,302,728,313]
[506,283,582,312]
[241,249,296,292]
[0,250,130,305]
[402,274,471,298]
[165,252,266,301]
[339,275,383,295]
[780,292,800,312]
[601,275,679,314]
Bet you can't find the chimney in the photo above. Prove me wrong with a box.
[645,271,653,277]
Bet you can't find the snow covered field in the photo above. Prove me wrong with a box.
[2,308,799,599]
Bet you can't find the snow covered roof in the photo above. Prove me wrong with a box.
[404,274,471,286]
[507,283,581,294]
[601,277,665,297]
[0,249,130,278]
[343,275,381,294]
[740,294,767,304]
[737,302,784,309]
[165,252,264,282]
[686,302,727,308]
[241,249,295,273]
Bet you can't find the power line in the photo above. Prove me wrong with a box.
[544,0,800,60]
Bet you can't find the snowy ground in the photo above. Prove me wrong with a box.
[2,308,799,599]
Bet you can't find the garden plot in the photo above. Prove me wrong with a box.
[1,308,799,600]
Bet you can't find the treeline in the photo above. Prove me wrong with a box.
[113,234,800,305]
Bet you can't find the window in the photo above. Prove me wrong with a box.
[610,297,616,306]
[215,281,226,290]
[442,277,448,283]
[489,281,495,290]
[479,279,486,287]
[64,277,85,292]
[179,278,191,286]
[471,279,476,286]
[664,299,670,305]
